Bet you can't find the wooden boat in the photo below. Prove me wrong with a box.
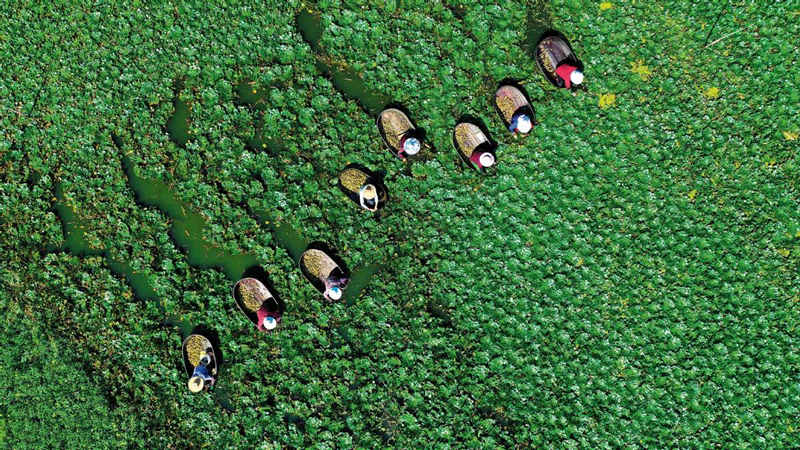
[232,277,281,331]
[182,333,218,392]
[377,108,422,159]
[338,164,388,211]
[535,30,584,89]
[300,247,348,300]
[494,85,535,135]
[453,122,496,171]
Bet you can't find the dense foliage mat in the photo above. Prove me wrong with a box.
[1,0,798,447]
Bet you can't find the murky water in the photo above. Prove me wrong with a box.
[525,0,553,55]
[235,80,264,105]
[343,263,381,305]
[273,221,308,264]
[296,9,388,116]
[166,96,190,147]
[122,155,259,281]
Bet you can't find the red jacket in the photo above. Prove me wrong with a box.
[556,64,578,89]
[470,151,486,168]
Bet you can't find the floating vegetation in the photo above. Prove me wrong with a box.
[121,152,260,281]
[296,9,389,115]
[53,183,159,302]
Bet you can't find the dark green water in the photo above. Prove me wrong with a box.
[54,184,102,257]
[122,155,259,281]
[296,9,388,115]
[166,96,190,147]
[235,80,264,105]
[296,9,323,51]
[344,263,381,305]
[525,0,553,55]
[273,221,308,263]
[54,184,159,301]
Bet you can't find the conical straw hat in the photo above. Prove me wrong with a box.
[188,376,205,393]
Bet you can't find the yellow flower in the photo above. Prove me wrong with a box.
[688,189,698,201]
[783,130,798,141]
[600,2,613,10]
[630,59,652,80]
[598,93,616,109]
[704,87,720,99]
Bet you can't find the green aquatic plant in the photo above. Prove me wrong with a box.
[2,0,799,448]
[296,8,390,115]
[54,183,159,301]
[121,147,260,281]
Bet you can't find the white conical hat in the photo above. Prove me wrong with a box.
[479,152,495,167]
[403,137,420,155]
[361,184,377,200]
[517,115,532,133]
[327,286,343,300]
[570,70,584,85]
[188,376,205,393]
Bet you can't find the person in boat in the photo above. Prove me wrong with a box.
[188,352,215,392]
[234,276,281,332]
[453,121,496,170]
[397,133,421,159]
[508,111,533,135]
[535,32,585,89]
[495,85,535,137]
[323,269,349,301]
[377,108,422,159]
[555,63,584,89]
[338,164,388,211]
[359,184,379,211]
[256,302,279,331]
[470,150,495,168]
[300,247,349,301]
